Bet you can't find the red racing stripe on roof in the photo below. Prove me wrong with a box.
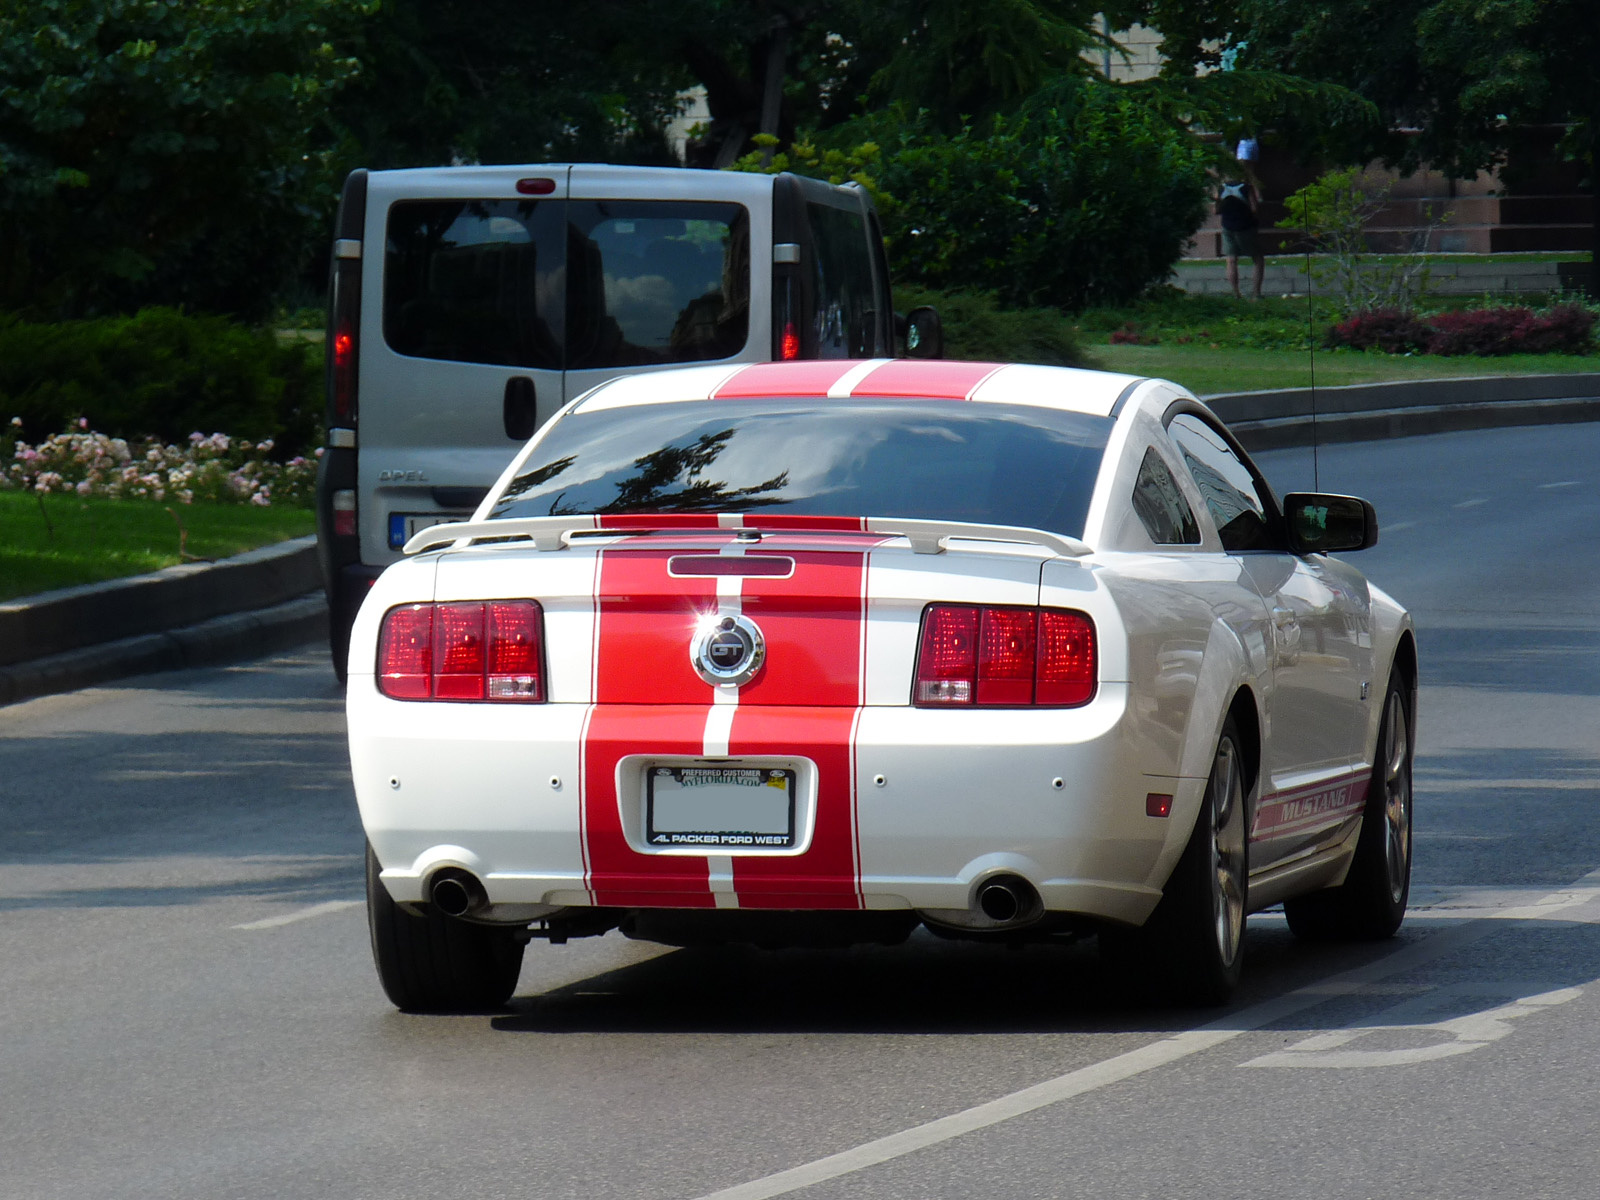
[847,359,1003,399]
[712,360,864,398]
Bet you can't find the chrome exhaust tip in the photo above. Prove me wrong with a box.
[429,868,487,917]
[976,874,1039,924]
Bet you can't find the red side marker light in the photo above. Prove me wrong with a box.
[1146,793,1173,818]
[516,177,556,195]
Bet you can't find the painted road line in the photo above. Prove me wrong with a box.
[691,882,1600,1200]
[232,900,361,930]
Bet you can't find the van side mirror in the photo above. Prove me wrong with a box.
[899,306,943,359]
[1283,492,1378,554]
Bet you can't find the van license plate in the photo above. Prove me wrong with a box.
[647,766,796,849]
[388,513,468,550]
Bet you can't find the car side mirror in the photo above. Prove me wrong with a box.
[1283,492,1378,554]
[899,306,943,359]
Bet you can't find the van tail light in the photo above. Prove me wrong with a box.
[914,604,1095,707]
[377,601,544,701]
[328,257,360,424]
[781,321,800,360]
[331,489,356,538]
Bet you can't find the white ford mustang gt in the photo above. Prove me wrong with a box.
[347,358,1416,1011]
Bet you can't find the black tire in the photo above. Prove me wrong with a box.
[1105,717,1249,1006]
[366,844,525,1012]
[1284,676,1413,941]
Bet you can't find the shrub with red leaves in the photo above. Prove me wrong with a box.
[1324,309,1432,353]
[1425,304,1596,355]
[1517,304,1597,354]
[1426,307,1535,355]
[1109,323,1159,345]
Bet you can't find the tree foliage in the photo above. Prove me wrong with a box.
[873,87,1212,311]
[0,0,367,319]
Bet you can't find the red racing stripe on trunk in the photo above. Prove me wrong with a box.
[727,707,861,908]
[582,545,722,907]
[582,706,715,907]
[727,544,874,907]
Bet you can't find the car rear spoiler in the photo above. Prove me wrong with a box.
[403,515,1091,559]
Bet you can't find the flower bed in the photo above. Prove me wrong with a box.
[3,418,317,507]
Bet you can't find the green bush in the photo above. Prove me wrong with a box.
[0,308,322,456]
[895,286,1091,366]
[875,88,1211,311]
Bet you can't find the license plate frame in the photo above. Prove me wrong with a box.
[646,765,797,850]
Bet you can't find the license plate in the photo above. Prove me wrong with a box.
[388,512,468,550]
[647,766,796,849]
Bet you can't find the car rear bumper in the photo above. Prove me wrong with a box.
[347,686,1202,928]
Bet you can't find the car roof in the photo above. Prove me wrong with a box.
[572,360,1149,418]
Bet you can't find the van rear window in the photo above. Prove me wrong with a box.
[383,198,749,370]
[385,199,564,369]
[567,200,749,368]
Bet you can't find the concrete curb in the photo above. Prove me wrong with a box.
[1205,372,1600,452]
[0,534,319,668]
[0,593,327,707]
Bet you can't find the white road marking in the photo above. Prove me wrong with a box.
[1241,981,1581,1069]
[1538,480,1580,489]
[690,884,1600,1200]
[1453,498,1489,509]
[232,900,361,930]
[1384,520,1417,532]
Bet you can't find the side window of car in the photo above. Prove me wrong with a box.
[1131,446,1201,545]
[1167,414,1278,552]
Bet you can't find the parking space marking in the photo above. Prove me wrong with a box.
[232,900,361,930]
[691,883,1600,1200]
[1241,981,1582,1069]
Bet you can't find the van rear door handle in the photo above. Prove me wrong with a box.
[504,376,537,441]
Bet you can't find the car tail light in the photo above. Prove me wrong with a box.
[1036,610,1096,705]
[780,321,800,360]
[914,605,978,704]
[914,604,1096,708]
[377,601,544,701]
[978,607,1036,705]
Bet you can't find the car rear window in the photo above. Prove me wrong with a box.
[490,399,1112,537]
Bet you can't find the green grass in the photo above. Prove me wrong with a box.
[1089,343,1600,396]
[0,493,314,602]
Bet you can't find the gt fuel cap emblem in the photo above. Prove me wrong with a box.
[690,613,766,687]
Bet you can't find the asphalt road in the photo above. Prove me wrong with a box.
[2,422,1597,1200]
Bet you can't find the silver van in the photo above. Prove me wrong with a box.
[315,164,936,677]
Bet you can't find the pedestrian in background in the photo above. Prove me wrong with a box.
[1217,177,1264,300]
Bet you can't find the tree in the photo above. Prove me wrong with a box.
[0,0,367,318]
[326,0,690,170]
[1237,0,1600,296]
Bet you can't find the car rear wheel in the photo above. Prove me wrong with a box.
[366,844,525,1012]
[1285,676,1412,941]
[1106,717,1248,1006]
